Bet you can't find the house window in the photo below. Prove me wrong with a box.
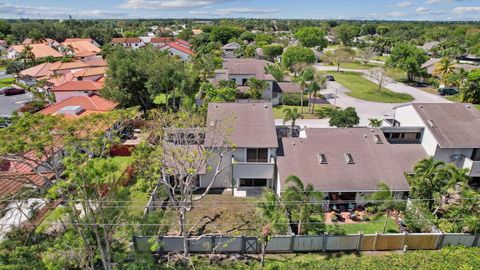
[242,78,248,85]
[472,149,480,161]
[239,178,268,187]
[246,148,269,162]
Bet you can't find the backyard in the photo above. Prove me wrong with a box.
[324,61,381,70]
[338,213,399,234]
[273,104,332,119]
[327,71,414,103]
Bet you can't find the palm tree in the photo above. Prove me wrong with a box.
[20,45,35,64]
[283,107,302,130]
[246,77,269,99]
[410,157,446,211]
[294,67,314,114]
[368,118,383,128]
[282,175,324,235]
[433,57,456,87]
[194,54,216,82]
[310,72,326,113]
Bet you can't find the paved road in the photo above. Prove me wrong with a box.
[0,92,33,115]
[315,65,450,126]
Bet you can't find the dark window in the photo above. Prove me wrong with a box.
[239,178,268,187]
[391,133,401,139]
[472,148,480,161]
[242,78,248,85]
[247,148,269,162]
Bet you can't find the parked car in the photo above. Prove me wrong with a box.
[438,87,458,96]
[1,87,25,96]
[326,75,335,81]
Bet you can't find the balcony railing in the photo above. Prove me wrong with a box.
[232,156,275,179]
[461,156,480,177]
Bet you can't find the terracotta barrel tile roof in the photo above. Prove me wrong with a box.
[51,81,104,92]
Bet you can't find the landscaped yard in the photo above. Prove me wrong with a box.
[339,213,399,234]
[476,104,480,111]
[327,71,414,103]
[0,77,15,88]
[93,156,133,179]
[324,61,380,70]
[273,104,332,119]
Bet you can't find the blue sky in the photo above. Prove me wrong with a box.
[0,0,479,20]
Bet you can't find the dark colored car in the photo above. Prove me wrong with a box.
[1,87,25,96]
[438,87,458,96]
[326,75,335,81]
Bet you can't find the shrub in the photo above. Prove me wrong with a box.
[282,93,308,106]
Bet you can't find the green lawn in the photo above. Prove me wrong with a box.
[325,61,380,70]
[0,66,5,71]
[93,156,133,179]
[326,71,414,103]
[273,104,332,120]
[0,77,15,88]
[339,214,399,234]
[372,55,389,62]
[476,104,480,111]
[385,68,407,82]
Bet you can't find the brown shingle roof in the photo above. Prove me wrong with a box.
[220,58,275,81]
[205,102,278,148]
[0,172,54,197]
[10,44,62,58]
[277,128,427,192]
[19,62,54,78]
[411,103,480,148]
[273,81,301,93]
[111,37,142,44]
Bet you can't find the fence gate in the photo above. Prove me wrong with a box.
[244,237,258,253]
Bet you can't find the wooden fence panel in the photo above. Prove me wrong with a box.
[326,235,359,251]
[360,235,375,251]
[404,234,440,250]
[375,234,404,250]
[293,235,324,252]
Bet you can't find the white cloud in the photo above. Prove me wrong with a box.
[0,3,128,18]
[388,11,406,17]
[396,1,412,8]
[426,0,463,4]
[190,7,279,17]
[415,6,445,14]
[452,6,480,14]
[118,0,232,9]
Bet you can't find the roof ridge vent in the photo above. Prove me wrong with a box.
[318,153,327,164]
[428,119,436,128]
[374,134,383,144]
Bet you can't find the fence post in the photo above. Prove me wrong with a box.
[437,232,445,250]
[241,236,245,254]
[401,232,407,251]
[473,234,480,247]
[373,232,378,251]
[289,234,295,253]
[132,236,137,251]
[357,232,363,252]
[322,233,328,252]
[211,235,216,253]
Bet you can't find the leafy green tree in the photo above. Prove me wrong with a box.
[177,28,193,41]
[334,24,360,45]
[239,31,256,42]
[387,43,428,81]
[368,118,383,128]
[328,107,359,128]
[322,46,356,71]
[282,46,316,71]
[262,44,284,61]
[283,175,324,235]
[210,25,244,44]
[205,87,237,102]
[265,63,286,82]
[193,53,218,82]
[461,69,480,104]
[409,157,446,211]
[376,25,389,36]
[295,27,327,49]
[254,33,274,44]
[218,79,238,89]
[246,77,269,99]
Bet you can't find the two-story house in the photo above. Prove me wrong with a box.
[386,103,480,179]
[111,38,145,49]
[201,102,278,197]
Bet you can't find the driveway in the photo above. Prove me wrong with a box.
[0,92,33,115]
[315,65,450,126]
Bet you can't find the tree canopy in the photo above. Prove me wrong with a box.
[295,27,327,49]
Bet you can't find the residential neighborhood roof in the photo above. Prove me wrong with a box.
[277,128,426,192]
[63,38,94,43]
[160,42,194,55]
[47,73,75,87]
[51,81,104,92]
[111,37,142,44]
[39,94,117,118]
[422,58,479,75]
[21,38,56,45]
[9,44,63,58]
[61,40,101,54]
[411,103,480,148]
[220,58,275,81]
[73,67,107,78]
[205,102,278,148]
[82,57,108,67]
[0,172,54,197]
[49,60,89,71]
[221,42,241,50]
[273,81,301,93]
[19,62,54,78]
[175,39,191,47]
[150,37,173,43]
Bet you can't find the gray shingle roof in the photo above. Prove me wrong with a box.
[412,103,480,148]
[205,102,278,148]
[277,128,427,192]
[220,58,275,81]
